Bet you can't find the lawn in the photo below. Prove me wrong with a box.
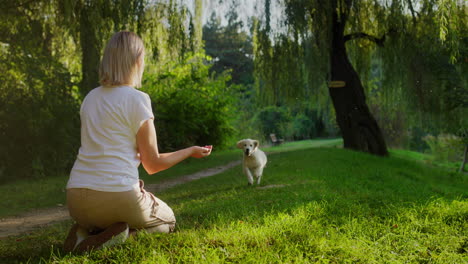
[0,139,467,263]
[0,138,342,218]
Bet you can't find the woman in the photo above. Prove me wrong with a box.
[63,31,212,253]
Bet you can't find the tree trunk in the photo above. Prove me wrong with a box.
[460,144,467,173]
[79,3,101,96]
[328,1,388,156]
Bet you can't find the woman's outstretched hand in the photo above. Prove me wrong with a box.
[190,145,212,158]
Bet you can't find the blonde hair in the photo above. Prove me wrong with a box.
[99,31,145,88]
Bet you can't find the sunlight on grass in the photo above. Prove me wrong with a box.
[1,144,466,263]
[141,138,343,183]
[0,139,342,217]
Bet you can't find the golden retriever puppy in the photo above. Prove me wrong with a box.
[236,139,267,185]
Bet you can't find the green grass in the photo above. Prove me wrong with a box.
[1,139,467,263]
[390,148,429,162]
[140,138,343,183]
[390,148,463,172]
[264,138,343,152]
[0,138,342,218]
[0,176,67,217]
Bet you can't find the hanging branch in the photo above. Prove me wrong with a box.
[343,32,387,46]
[344,27,398,47]
[1,0,36,13]
[406,0,419,25]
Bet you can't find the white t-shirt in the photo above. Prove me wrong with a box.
[67,86,154,192]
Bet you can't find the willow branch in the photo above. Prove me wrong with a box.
[1,0,36,13]
[406,0,418,25]
[343,32,386,46]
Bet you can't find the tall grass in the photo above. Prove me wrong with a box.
[0,141,466,263]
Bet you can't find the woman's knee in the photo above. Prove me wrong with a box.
[139,223,175,234]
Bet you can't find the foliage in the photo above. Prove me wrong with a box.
[203,8,254,86]
[368,103,408,148]
[252,106,291,140]
[55,0,206,95]
[253,0,466,154]
[0,54,80,183]
[423,134,465,163]
[407,127,431,152]
[285,108,327,141]
[289,114,314,140]
[202,7,259,142]
[230,83,264,141]
[142,53,237,151]
[251,104,339,142]
[0,0,225,183]
[0,1,81,183]
[253,27,327,107]
[366,0,467,145]
[56,0,147,95]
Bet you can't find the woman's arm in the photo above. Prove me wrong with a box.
[136,118,211,174]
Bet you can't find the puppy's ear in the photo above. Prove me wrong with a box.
[236,140,245,149]
[253,140,259,150]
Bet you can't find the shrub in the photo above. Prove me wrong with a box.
[251,105,338,143]
[0,55,80,183]
[290,114,315,140]
[369,103,408,148]
[422,134,464,163]
[142,53,236,151]
[231,84,263,142]
[407,126,430,152]
[253,106,291,141]
[289,107,331,140]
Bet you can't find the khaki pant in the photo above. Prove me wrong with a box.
[67,180,175,233]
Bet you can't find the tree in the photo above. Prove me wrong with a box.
[254,0,465,156]
[203,8,254,86]
[55,0,207,96]
[0,0,212,181]
[326,0,389,155]
[56,0,147,96]
[0,0,81,181]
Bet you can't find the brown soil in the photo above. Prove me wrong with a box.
[0,161,241,239]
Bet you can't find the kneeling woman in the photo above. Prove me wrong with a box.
[64,31,212,253]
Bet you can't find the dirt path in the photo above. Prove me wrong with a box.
[0,161,241,239]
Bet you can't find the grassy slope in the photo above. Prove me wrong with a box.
[390,148,462,172]
[0,140,466,263]
[140,138,344,183]
[0,138,342,218]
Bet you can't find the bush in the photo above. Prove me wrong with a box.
[289,107,330,140]
[253,106,291,141]
[142,53,236,151]
[407,126,430,152]
[0,55,80,183]
[290,114,315,140]
[251,105,339,143]
[231,84,263,142]
[369,103,408,148]
[422,134,464,162]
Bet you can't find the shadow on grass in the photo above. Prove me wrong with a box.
[1,147,466,263]
[166,148,467,230]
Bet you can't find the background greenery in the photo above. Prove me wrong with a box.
[1,0,466,183]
